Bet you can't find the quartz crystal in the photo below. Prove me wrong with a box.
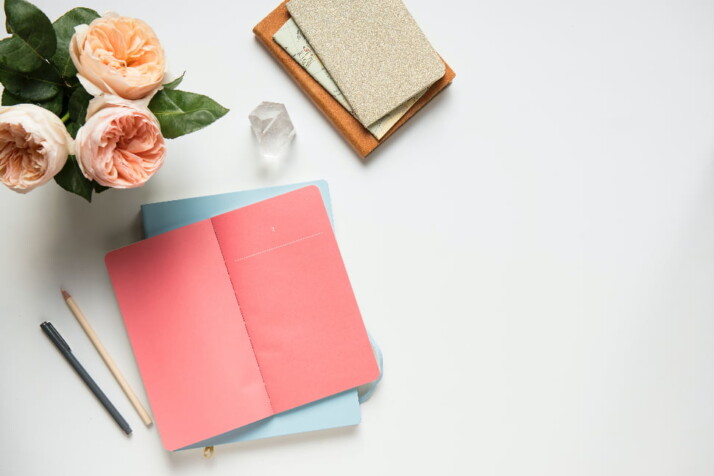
[248,102,296,160]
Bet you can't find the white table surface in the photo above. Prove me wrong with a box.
[2,0,714,474]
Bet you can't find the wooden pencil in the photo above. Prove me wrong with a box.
[61,289,153,427]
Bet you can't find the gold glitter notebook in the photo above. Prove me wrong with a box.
[286,0,446,128]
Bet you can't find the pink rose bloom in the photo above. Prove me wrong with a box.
[70,14,165,100]
[0,104,74,193]
[76,98,166,188]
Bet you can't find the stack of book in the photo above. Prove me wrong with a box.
[254,0,456,158]
[105,182,380,451]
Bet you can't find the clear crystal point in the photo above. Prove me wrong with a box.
[248,102,296,160]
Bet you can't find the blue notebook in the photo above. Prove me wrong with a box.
[141,181,361,450]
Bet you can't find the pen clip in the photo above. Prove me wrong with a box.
[41,321,71,352]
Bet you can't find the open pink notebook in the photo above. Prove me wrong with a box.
[105,186,379,451]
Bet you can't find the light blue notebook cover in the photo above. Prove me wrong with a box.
[141,181,360,450]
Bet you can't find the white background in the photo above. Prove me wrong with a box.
[2,0,714,474]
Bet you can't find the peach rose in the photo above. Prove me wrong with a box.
[0,104,74,194]
[70,14,165,100]
[75,97,166,188]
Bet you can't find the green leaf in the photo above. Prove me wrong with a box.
[0,62,62,100]
[163,71,185,90]
[54,155,93,202]
[93,182,109,193]
[0,89,22,106]
[68,86,92,124]
[148,89,228,139]
[63,74,79,89]
[1,88,62,115]
[0,37,32,71]
[49,7,99,78]
[0,0,56,72]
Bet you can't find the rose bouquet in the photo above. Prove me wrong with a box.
[0,0,228,201]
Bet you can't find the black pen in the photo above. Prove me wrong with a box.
[40,321,132,435]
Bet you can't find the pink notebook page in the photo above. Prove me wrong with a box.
[105,220,272,451]
[105,186,378,451]
[211,186,379,413]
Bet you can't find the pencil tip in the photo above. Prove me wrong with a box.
[61,289,70,300]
